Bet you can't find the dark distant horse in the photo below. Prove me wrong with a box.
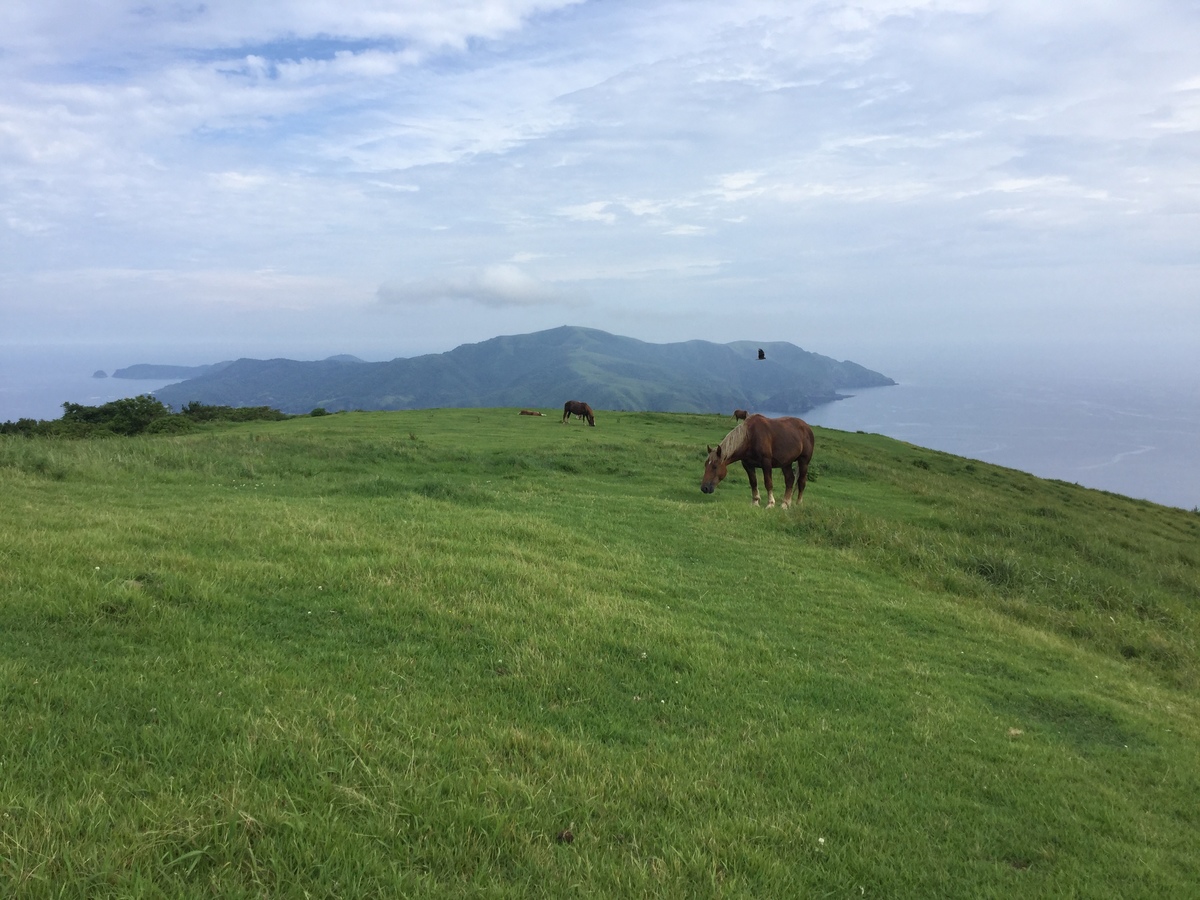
[733,409,748,421]
[701,414,814,509]
[562,400,595,426]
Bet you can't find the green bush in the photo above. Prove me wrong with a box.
[3,398,291,438]
[0,417,47,437]
[181,401,290,423]
[61,395,171,435]
[145,415,196,435]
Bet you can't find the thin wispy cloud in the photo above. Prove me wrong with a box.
[0,0,1195,368]
[558,202,618,225]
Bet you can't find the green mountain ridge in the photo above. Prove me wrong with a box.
[150,325,895,414]
[112,361,236,380]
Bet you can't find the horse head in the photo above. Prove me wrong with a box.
[701,445,729,494]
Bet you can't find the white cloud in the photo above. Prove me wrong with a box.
[17,267,364,311]
[558,201,617,224]
[709,171,765,203]
[377,265,583,309]
[0,0,1196,369]
[0,1,586,62]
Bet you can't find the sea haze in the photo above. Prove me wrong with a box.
[3,342,1197,511]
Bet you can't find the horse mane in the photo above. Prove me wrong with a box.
[718,419,748,457]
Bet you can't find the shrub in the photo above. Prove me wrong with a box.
[60,395,171,436]
[145,416,196,435]
[3,398,290,438]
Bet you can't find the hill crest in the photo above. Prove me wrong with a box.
[150,325,895,415]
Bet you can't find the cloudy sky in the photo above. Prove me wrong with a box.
[2,0,1197,373]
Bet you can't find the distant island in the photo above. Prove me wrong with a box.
[145,326,895,416]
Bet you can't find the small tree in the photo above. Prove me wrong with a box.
[60,395,171,435]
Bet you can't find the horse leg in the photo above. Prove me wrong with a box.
[795,452,811,505]
[763,465,776,508]
[742,460,760,506]
[780,462,796,509]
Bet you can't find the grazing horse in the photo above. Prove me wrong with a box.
[562,400,595,426]
[701,414,814,509]
[733,409,748,421]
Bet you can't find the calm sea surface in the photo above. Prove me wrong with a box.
[802,367,1200,511]
[0,345,183,422]
[3,343,1197,510]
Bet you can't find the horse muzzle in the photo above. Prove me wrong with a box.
[700,482,715,494]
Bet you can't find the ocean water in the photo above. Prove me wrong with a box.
[3,343,1197,510]
[0,345,184,422]
[803,367,1200,511]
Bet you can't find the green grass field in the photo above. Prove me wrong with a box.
[2,408,1197,897]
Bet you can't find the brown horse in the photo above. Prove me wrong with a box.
[562,400,595,426]
[701,414,814,508]
[733,409,748,421]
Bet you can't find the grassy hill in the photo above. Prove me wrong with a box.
[2,409,1197,897]
[150,326,895,415]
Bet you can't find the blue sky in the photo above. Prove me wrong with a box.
[2,0,1197,375]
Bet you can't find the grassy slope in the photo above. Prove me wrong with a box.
[1,409,1197,898]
